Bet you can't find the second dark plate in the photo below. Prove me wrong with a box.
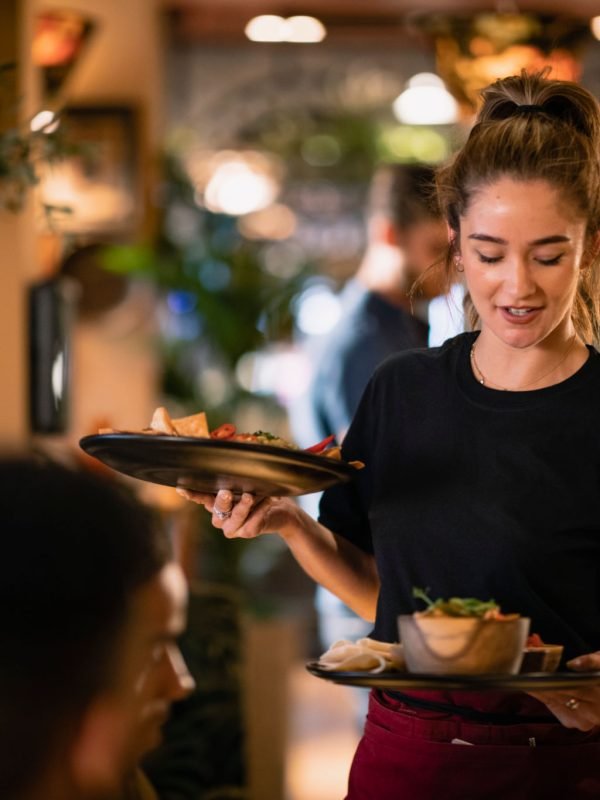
[306,662,600,691]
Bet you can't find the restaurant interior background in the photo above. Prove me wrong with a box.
[2,1,600,798]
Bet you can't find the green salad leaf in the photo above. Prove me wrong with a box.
[412,587,500,618]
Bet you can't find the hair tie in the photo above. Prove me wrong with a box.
[514,104,546,115]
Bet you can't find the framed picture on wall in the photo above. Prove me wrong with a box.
[40,105,141,235]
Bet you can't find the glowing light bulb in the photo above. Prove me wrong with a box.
[392,73,459,126]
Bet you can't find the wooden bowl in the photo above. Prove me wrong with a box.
[398,615,530,675]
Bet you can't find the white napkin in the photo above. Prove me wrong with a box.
[318,637,405,673]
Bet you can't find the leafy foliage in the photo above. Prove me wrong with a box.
[413,587,500,618]
[0,62,89,214]
[102,153,312,414]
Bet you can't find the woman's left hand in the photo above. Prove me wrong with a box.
[528,652,600,731]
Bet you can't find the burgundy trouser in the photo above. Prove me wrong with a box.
[345,690,600,799]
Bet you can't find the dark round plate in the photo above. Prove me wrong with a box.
[306,662,600,691]
[80,434,356,497]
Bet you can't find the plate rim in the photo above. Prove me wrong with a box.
[79,432,356,475]
[305,661,600,689]
[79,432,357,496]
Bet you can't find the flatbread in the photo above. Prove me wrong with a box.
[172,411,209,438]
[149,406,178,435]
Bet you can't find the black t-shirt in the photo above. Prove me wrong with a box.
[319,332,600,661]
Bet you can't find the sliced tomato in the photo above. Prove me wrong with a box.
[526,633,545,647]
[305,434,336,453]
[210,423,236,440]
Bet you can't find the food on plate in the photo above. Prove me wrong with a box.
[212,424,297,450]
[399,588,530,675]
[527,632,544,646]
[171,410,210,437]
[305,434,336,453]
[98,407,209,438]
[318,637,405,673]
[210,423,238,440]
[412,587,519,620]
[148,406,177,435]
[98,407,364,467]
[149,407,210,437]
[210,424,341,456]
[519,633,564,674]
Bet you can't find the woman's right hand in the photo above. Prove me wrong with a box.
[175,488,297,539]
[177,487,379,622]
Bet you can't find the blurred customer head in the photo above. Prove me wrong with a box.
[0,454,194,800]
[359,163,447,303]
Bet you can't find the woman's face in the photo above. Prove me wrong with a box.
[458,177,588,349]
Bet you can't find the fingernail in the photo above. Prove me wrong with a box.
[176,488,186,496]
[568,658,582,668]
[242,493,253,502]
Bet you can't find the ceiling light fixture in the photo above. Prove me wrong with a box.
[245,14,326,43]
[285,16,326,43]
[244,15,287,42]
[392,73,459,126]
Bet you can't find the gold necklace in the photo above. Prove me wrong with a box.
[470,335,579,391]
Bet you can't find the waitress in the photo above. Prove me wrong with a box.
[180,70,600,799]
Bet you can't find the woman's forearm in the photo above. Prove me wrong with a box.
[278,503,380,622]
[176,489,379,621]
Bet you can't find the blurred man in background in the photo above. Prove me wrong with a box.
[304,163,447,445]
[292,163,448,685]
[0,455,194,800]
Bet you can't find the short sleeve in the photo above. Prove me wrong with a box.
[317,378,375,554]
